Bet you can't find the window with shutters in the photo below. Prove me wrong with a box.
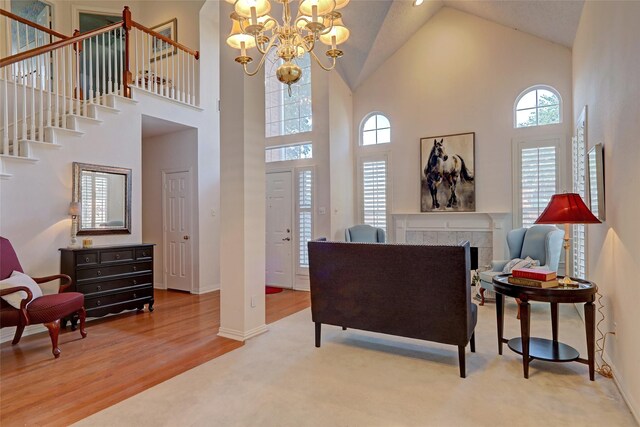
[572,108,587,279]
[265,50,312,138]
[359,156,388,231]
[515,85,562,128]
[513,138,561,228]
[360,113,391,146]
[297,168,313,270]
[81,172,108,228]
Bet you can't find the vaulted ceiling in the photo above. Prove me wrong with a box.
[337,0,585,90]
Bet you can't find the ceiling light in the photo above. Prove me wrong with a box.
[226,0,351,95]
[413,0,424,6]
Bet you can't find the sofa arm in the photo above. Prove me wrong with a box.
[490,260,509,272]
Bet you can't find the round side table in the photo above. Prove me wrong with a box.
[492,274,597,380]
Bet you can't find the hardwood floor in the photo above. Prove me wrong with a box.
[0,289,310,427]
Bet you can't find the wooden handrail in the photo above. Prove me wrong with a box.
[131,21,199,59]
[0,21,122,68]
[0,8,69,40]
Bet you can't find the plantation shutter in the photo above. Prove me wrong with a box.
[362,159,387,231]
[297,169,313,269]
[572,120,587,278]
[520,146,557,228]
[81,173,108,228]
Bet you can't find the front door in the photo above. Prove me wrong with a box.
[163,170,192,292]
[266,171,293,289]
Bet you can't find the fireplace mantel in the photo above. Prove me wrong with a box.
[391,212,511,267]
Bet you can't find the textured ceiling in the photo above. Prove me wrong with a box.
[336,0,584,90]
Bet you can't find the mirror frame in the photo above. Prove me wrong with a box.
[587,143,605,221]
[72,162,132,235]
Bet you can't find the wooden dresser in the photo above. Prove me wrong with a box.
[60,244,155,322]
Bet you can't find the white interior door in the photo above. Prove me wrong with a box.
[266,171,293,289]
[163,170,192,292]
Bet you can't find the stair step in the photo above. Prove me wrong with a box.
[106,94,138,109]
[87,103,121,120]
[0,154,39,163]
[66,114,103,130]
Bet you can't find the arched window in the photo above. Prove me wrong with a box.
[514,86,562,128]
[361,113,391,146]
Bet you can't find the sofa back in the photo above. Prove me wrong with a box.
[308,240,473,346]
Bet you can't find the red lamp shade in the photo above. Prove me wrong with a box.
[535,193,601,224]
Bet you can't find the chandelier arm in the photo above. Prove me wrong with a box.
[299,34,316,54]
[309,49,337,71]
[241,36,278,77]
[255,34,270,55]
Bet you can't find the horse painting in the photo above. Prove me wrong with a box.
[422,137,475,210]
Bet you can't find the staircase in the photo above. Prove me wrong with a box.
[0,6,200,179]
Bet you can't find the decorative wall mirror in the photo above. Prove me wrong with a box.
[587,143,605,221]
[73,162,132,235]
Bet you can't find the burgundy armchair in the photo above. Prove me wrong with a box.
[0,237,86,358]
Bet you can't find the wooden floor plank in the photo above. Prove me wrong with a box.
[0,288,310,427]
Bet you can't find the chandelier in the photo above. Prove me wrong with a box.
[226,0,350,95]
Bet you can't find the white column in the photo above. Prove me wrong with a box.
[218,8,266,341]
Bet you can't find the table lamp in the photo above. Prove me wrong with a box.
[69,201,81,248]
[535,193,601,285]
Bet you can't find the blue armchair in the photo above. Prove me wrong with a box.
[479,225,564,305]
[345,225,386,243]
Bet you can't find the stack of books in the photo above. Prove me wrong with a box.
[508,268,559,288]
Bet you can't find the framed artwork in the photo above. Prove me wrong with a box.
[150,18,177,62]
[420,132,475,212]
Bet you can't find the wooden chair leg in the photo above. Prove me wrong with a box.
[458,345,466,378]
[315,322,321,348]
[470,332,476,353]
[12,324,25,345]
[479,287,485,306]
[44,319,61,358]
[78,307,87,338]
[516,298,521,319]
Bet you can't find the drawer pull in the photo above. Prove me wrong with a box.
[142,252,147,257]
[97,270,102,276]
[133,266,137,272]
[85,257,90,263]
[97,285,102,291]
[133,280,137,285]
[133,293,137,298]
[116,254,121,259]
[96,300,102,306]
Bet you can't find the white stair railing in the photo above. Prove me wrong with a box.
[0,6,200,159]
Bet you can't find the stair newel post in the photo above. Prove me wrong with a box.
[73,29,82,116]
[123,6,132,98]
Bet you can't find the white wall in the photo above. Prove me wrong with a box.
[353,7,572,226]
[573,1,640,421]
[142,127,198,288]
[329,72,355,240]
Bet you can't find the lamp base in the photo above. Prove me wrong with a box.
[68,236,81,249]
[559,276,579,288]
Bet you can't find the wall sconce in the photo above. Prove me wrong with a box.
[68,201,81,248]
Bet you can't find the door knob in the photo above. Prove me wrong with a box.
[183,235,190,240]
[282,237,291,241]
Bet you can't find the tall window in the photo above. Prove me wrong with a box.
[265,51,312,137]
[360,157,388,231]
[572,109,587,279]
[297,168,313,269]
[361,113,391,146]
[513,138,561,228]
[515,86,562,128]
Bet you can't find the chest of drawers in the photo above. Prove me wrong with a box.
[60,244,155,320]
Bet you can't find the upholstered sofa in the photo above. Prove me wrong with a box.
[308,239,477,378]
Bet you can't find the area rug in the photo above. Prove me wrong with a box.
[76,302,635,427]
[265,286,283,294]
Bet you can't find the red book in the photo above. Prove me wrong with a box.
[512,268,557,281]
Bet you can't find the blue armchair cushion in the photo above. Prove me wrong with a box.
[345,225,386,243]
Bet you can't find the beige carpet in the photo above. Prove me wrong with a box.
[76,300,636,427]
